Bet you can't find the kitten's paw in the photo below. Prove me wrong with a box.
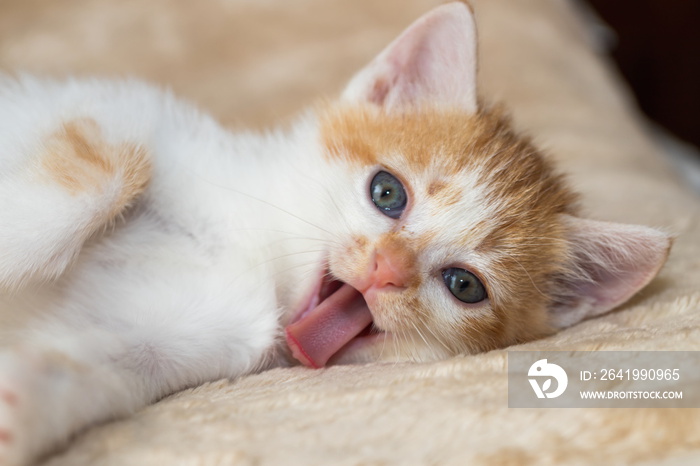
[0,350,47,466]
[0,348,96,465]
[0,377,30,466]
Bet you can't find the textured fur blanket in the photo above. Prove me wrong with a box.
[2,0,699,464]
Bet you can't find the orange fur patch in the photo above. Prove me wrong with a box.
[42,119,112,193]
[41,119,151,219]
[427,180,446,196]
[110,143,151,218]
[352,235,368,250]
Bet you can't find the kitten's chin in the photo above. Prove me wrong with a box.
[326,331,393,365]
[328,332,457,365]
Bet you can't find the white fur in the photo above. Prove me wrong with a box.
[0,75,339,464]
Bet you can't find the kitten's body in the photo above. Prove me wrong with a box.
[0,4,670,464]
[0,77,315,461]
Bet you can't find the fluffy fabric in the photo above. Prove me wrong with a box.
[1,0,698,464]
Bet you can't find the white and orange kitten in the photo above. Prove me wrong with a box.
[0,3,670,464]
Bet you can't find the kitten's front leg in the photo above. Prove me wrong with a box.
[0,352,34,466]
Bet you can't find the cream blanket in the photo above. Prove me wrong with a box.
[2,0,699,464]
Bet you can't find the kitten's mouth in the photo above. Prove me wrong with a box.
[285,268,381,368]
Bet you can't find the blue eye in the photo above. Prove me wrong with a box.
[442,268,487,303]
[370,171,407,219]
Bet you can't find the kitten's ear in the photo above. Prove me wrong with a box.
[549,215,672,329]
[341,2,478,113]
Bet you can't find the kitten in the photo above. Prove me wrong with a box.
[0,2,670,464]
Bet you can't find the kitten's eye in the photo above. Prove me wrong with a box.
[442,268,487,304]
[370,171,407,219]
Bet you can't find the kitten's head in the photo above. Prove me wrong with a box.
[284,2,671,367]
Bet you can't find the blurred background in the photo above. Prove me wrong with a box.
[587,1,700,156]
[0,0,697,160]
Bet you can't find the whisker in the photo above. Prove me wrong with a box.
[224,227,334,243]
[227,251,323,289]
[420,321,453,354]
[409,320,431,349]
[269,261,321,281]
[377,328,389,362]
[284,164,357,247]
[193,173,337,238]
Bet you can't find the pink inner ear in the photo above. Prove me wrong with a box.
[549,216,672,329]
[341,2,478,113]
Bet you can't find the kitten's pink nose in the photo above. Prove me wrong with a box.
[373,250,410,289]
[354,235,417,296]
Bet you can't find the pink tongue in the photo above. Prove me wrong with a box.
[285,283,373,368]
